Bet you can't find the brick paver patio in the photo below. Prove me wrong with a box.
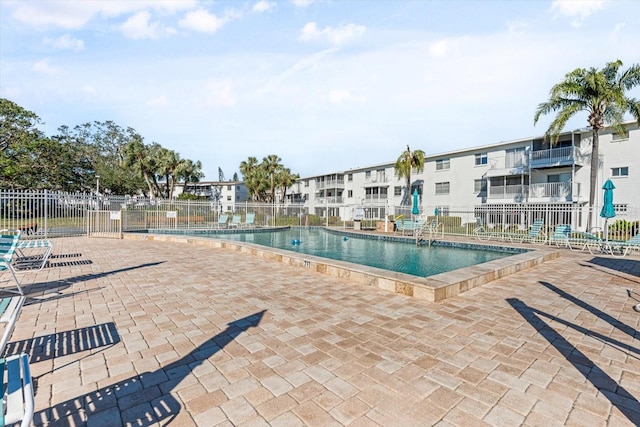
[3,236,639,426]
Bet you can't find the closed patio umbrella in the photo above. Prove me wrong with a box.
[412,189,420,216]
[600,179,616,242]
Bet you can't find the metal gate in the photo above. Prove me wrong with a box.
[87,210,123,239]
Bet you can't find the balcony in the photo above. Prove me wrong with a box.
[530,146,586,168]
[315,196,344,204]
[363,195,388,203]
[315,179,345,189]
[363,175,389,187]
[487,182,581,203]
[485,155,528,178]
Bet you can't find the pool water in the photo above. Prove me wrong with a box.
[200,228,511,278]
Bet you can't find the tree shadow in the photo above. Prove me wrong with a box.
[586,256,640,279]
[13,261,166,296]
[539,281,639,339]
[507,298,640,424]
[33,310,266,426]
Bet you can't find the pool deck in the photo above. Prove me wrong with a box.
[3,235,640,426]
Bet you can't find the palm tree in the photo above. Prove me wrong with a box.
[394,145,426,205]
[262,154,283,203]
[534,60,640,228]
[240,156,260,201]
[276,168,299,205]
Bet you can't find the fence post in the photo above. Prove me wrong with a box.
[44,189,49,238]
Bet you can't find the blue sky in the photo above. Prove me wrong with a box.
[1,0,639,180]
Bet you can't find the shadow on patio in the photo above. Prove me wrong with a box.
[33,310,266,426]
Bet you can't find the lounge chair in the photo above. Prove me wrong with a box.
[229,215,242,228]
[0,295,26,355]
[473,218,502,241]
[506,219,546,244]
[14,238,54,271]
[0,353,34,427]
[216,214,229,228]
[601,234,640,257]
[242,213,256,228]
[0,233,24,295]
[567,229,605,254]
[550,225,572,248]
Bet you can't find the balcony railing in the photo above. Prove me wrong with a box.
[530,146,585,168]
[315,179,345,189]
[315,196,344,204]
[363,175,389,186]
[488,182,581,202]
[363,195,388,203]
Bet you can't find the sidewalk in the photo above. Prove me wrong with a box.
[4,236,639,426]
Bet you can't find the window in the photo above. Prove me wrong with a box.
[394,186,402,196]
[227,185,232,190]
[365,171,371,178]
[304,181,309,187]
[435,182,450,195]
[347,190,353,197]
[611,167,629,177]
[348,174,353,182]
[435,159,450,170]
[612,131,629,141]
[475,153,488,165]
[474,179,487,193]
[226,196,231,201]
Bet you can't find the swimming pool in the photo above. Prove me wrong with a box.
[178,228,515,278]
[133,227,557,302]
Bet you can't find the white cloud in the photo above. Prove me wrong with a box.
[506,20,531,35]
[291,0,316,8]
[428,38,464,58]
[551,0,608,28]
[119,11,166,40]
[203,81,236,108]
[147,95,169,107]
[328,90,365,105]
[33,59,58,75]
[11,1,197,30]
[609,22,625,42]
[253,1,276,13]
[42,34,85,51]
[179,9,227,34]
[300,22,366,46]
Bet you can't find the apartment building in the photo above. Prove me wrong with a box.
[287,122,639,226]
[174,181,248,212]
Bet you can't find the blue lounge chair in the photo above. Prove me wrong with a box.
[229,215,242,228]
[507,219,546,244]
[216,214,229,228]
[568,229,605,254]
[550,225,572,248]
[602,234,640,257]
[473,218,502,241]
[242,213,256,228]
[0,353,34,427]
[0,233,23,295]
[0,295,26,355]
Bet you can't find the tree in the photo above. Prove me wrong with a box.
[240,156,261,201]
[394,145,426,205]
[276,168,299,205]
[534,60,640,228]
[262,154,283,203]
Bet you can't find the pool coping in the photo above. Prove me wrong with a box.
[124,229,560,302]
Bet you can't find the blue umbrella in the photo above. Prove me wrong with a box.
[600,179,616,241]
[411,189,420,215]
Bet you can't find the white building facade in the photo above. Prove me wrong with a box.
[286,122,639,230]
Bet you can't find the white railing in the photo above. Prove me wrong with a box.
[530,146,579,166]
[315,179,345,189]
[1,190,638,242]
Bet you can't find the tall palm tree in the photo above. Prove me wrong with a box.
[276,168,299,205]
[534,60,640,228]
[262,154,283,203]
[240,156,260,201]
[394,145,426,205]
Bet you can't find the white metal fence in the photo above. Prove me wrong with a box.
[1,190,638,242]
